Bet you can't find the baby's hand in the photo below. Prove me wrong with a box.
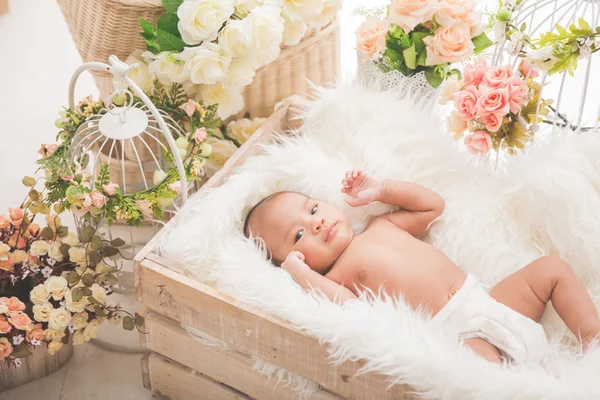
[281,251,309,281]
[341,169,383,207]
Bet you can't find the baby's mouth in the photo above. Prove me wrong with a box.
[325,222,337,242]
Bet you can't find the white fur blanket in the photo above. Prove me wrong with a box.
[160,83,600,400]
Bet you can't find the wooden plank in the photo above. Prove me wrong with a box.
[146,353,251,400]
[140,353,152,391]
[133,101,292,300]
[0,0,8,15]
[138,259,412,400]
[144,312,341,400]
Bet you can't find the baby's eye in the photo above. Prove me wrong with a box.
[311,204,318,215]
[294,230,303,243]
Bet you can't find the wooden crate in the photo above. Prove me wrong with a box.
[134,100,415,400]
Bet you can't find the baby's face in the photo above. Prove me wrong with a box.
[248,192,354,274]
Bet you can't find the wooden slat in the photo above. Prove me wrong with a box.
[143,312,341,400]
[0,0,8,15]
[138,259,412,400]
[144,353,251,400]
[140,353,152,391]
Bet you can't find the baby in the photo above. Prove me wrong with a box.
[244,170,600,364]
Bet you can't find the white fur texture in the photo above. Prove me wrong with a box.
[160,83,600,400]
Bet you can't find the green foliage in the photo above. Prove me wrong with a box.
[472,32,493,54]
[95,164,111,191]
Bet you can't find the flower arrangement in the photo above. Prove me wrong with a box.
[355,0,492,88]
[0,196,141,367]
[491,0,599,75]
[40,82,221,227]
[439,57,551,154]
[134,0,342,119]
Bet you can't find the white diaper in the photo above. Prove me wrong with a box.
[432,274,547,365]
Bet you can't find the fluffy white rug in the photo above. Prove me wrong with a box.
[159,83,600,400]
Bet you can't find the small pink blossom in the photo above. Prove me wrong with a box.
[463,57,488,87]
[179,99,199,118]
[464,131,493,155]
[102,183,119,196]
[82,194,92,208]
[481,113,502,132]
[446,111,468,135]
[89,191,106,208]
[506,77,530,113]
[37,144,59,159]
[168,181,181,195]
[476,86,510,118]
[194,128,208,144]
[482,65,513,88]
[518,59,539,78]
[453,85,480,121]
[356,17,389,59]
[8,208,23,227]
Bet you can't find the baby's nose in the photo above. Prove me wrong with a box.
[313,217,326,233]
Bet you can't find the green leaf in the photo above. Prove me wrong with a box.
[11,344,32,358]
[72,287,85,302]
[140,18,157,37]
[157,30,186,52]
[94,305,106,318]
[411,31,430,55]
[57,226,68,238]
[520,22,526,32]
[101,246,119,257]
[89,251,102,264]
[87,296,99,305]
[91,235,103,251]
[596,26,600,34]
[158,13,180,37]
[60,243,71,257]
[82,273,95,287]
[416,50,427,67]
[22,176,36,187]
[81,225,95,243]
[105,273,119,286]
[403,44,416,69]
[80,287,92,297]
[111,238,126,247]
[66,271,80,285]
[424,67,444,88]
[555,24,568,36]
[41,227,55,240]
[472,32,493,55]
[29,190,39,200]
[162,0,183,13]
[134,312,145,327]
[447,68,462,80]
[123,316,135,331]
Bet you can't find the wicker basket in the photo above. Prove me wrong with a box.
[57,0,340,118]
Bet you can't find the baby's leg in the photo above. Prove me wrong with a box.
[490,256,600,349]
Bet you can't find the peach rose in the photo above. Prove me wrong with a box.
[438,0,474,18]
[476,86,510,117]
[481,113,502,132]
[5,297,25,312]
[26,223,40,237]
[465,130,493,155]
[9,312,33,331]
[0,316,11,333]
[423,22,474,65]
[179,98,199,117]
[456,11,484,37]
[26,323,45,342]
[389,0,437,33]
[194,127,208,144]
[8,208,24,227]
[506,77,529,114]
[482,65,513,88]
[89,191,106,208]
[0,215,10,229]
[102,183,119,196]
[0,255,13,273]
[446,111,468,137]
[0,337,13,360]
[463,57,488,87]
[453,85,479,121]
[518,59,539,78]
[356,17,389,59]
[438,75,464,105]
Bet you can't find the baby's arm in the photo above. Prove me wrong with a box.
[282,252,358,304]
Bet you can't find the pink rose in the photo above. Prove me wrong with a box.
[463,57,487,87]
[102,183,119,196]
[476,86,510,117]
[480,113,502,132]
[59,171,73,182]
[453,85,479,121]
[82,194,92,208]
[0,215,9,229]
[5,297,26,312]
[0,337,13,360]
[179,99,199,118]
[464,131,493,155]
[356,17,389,59]
[438,0,475,18]
[389,0,438,33]
[506,77,529,114]
[8,312,32,331]
[168,181,182,195]
[423,22,474,65]
[518,59,539,78]
[193,127,208,144]
[8,208,23,227]
[482,65,513,88]
[0,317,11,334]
[89,191,106,208]
[26,323,45,342]
[438,75,464,105]
[447,111,468,135]
[37,144,58,158]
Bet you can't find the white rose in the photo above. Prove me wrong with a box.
[68,246,88,267]
[72,330,85,345]
[30,284,52,305]
[203,137,239,176]
[312,0,342,28]
[126,50,153,93]
[72,311,89,330]
[182,43,231,85]
[282,0,323,22]
[60,232,79,247]
[226,117,266,144]
[47,242,64,262]
[146,51,189,84]
[526,47,556,72]
[48,307,71,331]
[235,0,263,14]
[47,340,64,355]
[43,328,65,342]
[196,83,245,119]
[29,240,49,257]
[282,14,307,46]
[83,319,101,342]
[222,57,256,89]
[177,0,235,45]
[65,289,88,313]
[0,243,9,260]
[90,283,107,304]
[219,19,254,60]
[249,4,285,67]
[33,302,54,323]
